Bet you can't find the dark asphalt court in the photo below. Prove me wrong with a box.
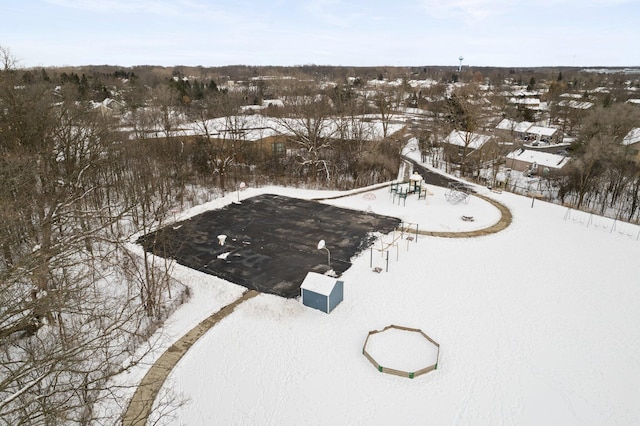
[138,194,401,298]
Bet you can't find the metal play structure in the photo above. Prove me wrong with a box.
[369,223,419,272]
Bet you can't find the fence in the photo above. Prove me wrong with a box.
[362,325,440,379]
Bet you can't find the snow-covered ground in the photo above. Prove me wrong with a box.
[115,161,640,425]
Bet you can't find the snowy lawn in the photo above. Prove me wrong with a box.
[120,178,639,425]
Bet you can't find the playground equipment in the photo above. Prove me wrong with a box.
[445,182,471,205]
[399,222,419,248]
[363,325,440,379]
[389,181,408,206]
[418,184,434,200]
[564,208,640,240]
[369,223,418,272]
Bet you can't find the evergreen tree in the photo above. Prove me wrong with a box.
[526,76,536,91]
[79,73,89,98]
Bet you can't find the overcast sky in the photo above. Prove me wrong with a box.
[2,0,638,69]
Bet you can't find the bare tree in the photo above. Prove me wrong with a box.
[0,48,179,424]
[275,83,336,183]
[371,84,404,139]
[443,84,490,177]
[189,90,247,192]
[420,82,448,166]
[560,104,640,210]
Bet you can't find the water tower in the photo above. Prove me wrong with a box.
[458,56,464,72]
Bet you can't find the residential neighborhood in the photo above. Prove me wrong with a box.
[101,68,640,210]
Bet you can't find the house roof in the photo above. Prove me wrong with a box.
[178,115,404,142]
[622,128,640,146]
[444,130,491,150]
[509,97,540,105]
[558,99,594,110]
[526,125,558,137]
[506,149,570,169]
[495,119,533,133]
[301,272,339,296]
[181,115,282,141]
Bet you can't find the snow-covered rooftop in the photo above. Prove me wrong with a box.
[495,119,533,133]
[507,148,570,169]
[622,128,640,146]
[509,97,540,105]
[558,99,594,110]
[444,130,491,150]
[526,125,559,137]
[300,272,339,296]
[172,114,404,142]
[560,93,584,99]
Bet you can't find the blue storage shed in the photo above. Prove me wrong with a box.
[300,272,344,314]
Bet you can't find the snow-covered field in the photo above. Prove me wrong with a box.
[118,162,640,425]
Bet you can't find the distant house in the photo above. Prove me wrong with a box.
[523,125,563,145]
[507,92,546,120]
[509,97,541,109]
[90,98,124,116]
[239,99,285,112]
[622,128,640,164]
[180,115,290,159]
[495,119,563,146]
[175,114,404,159]
[444,130,491,151]
[300,272,344,314]
[558,93,594,111]
[506,148,570,175]
[263,99,284,108]
[558,99,594,110]
[495,119,533,140]
[132,110,405,163]
[443,130,496,175]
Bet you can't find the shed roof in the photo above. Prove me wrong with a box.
[301,272,339,296]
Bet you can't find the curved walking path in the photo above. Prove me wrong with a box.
[315,185,512,238]
[419,192,512,238]
[123,182,512,425]
[122,289,259,426]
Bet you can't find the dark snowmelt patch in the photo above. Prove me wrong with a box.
[138,194,401,298]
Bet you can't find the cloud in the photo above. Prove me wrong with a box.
[416,0,513,22]
[302,0,368,28]
[416,0,636,24]
[43,0,219,19]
